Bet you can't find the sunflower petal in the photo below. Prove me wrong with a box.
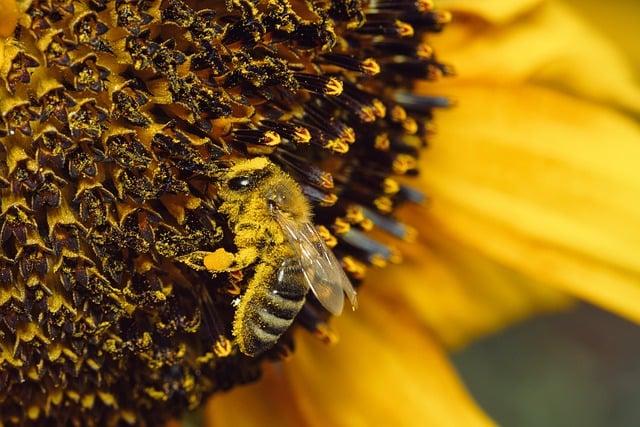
[367,206,572,349]
[205,294,494,427]
[437,0,542,24]
[419,83,640,323]
[430,2,640,114]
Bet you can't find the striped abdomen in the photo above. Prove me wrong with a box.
[234,258,308,356]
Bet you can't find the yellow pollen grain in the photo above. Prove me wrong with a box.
[372,99,386,118]
[263,130,281,146]
[145,388,168,401]
[374,196,393,213]
[346,206,365,223]
[27,406,40,420]
[324,138,349,154]
[333,218,351,235]
[360,218,374,231]
[370,254,387,268]
[416,0,433,12]
[396,20,414,38]
[359,106,377,122]
[417,43,433,59]
[402,118,418,134]
[319,172,334,189]
[121,411,137,425]
[324,77,343,96]
[342,256,366,280]
[436,10,452,24]
[67,391,80,403]
[214,336,233,357]
[317,225,338,248]
[293,126,311,143]
[383,177,400,194]
[50,389,63,406]
[392,154,417,174]
[81,394,95,409]
[98,391,116,407]
[403,225,418,243]
[320,193,338,207]
[391,105,407,122]
[361,58,380,75]
[375,133,390,151]
[340,126,356,144]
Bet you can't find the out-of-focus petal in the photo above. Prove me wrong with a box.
[437,0,542,24]
[564,0,640,70]
[419,83,640,323]
[0,0,19,37]
[429,2,640,114]
[368,207,572,349]
[205,293,494,427]
[204,363,307,427]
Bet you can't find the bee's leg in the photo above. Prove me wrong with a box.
[232,258,308,356]
[178,248,258,272]
[202,247,259,272]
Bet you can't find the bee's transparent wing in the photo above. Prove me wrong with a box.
[274,211,357,315]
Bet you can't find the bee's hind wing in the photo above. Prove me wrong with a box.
[274,212,357,315]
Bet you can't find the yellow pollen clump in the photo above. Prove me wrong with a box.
[361,58,381,75]
[324,77,344,96]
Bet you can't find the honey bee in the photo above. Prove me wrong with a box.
[204,157,357,356]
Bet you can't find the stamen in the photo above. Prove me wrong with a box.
[341,256,367,280]
[294,73,344,96]
[276,153,335,189]
[232,129,282,146]
[320,53,381,75]
[357,18,414,38]
[361,207,417,242]
[300,185,338,207]
[340,228,394,264]
[259,120,311,144]
[394,92,454,111]
[316,225,338,248]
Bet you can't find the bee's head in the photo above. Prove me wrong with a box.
[221,157,274,195]
[219,157,310,221]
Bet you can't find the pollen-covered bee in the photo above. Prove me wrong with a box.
[203,157,357,356]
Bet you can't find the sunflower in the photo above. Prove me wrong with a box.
[1,0,639,425]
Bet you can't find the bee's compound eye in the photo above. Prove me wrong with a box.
[228,176,253,191]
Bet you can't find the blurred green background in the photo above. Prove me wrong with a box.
[453,2,640,425]
[454,306,640,427]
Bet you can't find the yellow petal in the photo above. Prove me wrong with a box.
[437,0,542,24]
[0,0,19,37]
[205,293,494,427]
[419,83,640,323]
[368,206,572,349]
[566,0,640,70]
[430,2,640,113]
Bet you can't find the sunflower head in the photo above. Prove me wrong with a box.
[0,0,450,424]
